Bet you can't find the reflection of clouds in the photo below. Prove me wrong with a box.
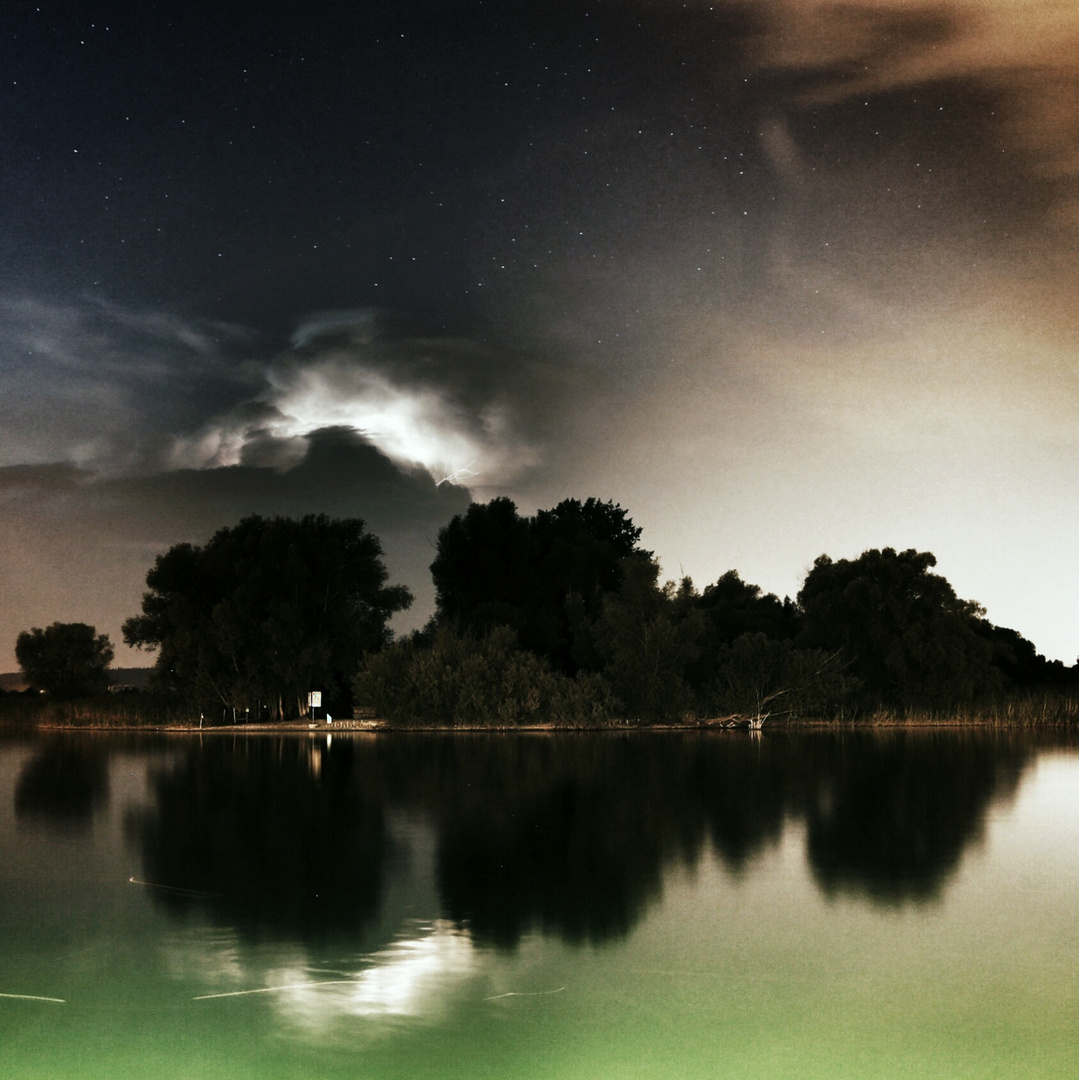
[271,921,477,1035]
[161,928,249,991]
[175,920,479,1039]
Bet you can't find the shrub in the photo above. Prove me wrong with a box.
[354,625,617,726]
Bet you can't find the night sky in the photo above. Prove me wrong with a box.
[3,0,1079,668]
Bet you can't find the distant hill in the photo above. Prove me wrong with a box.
[0,667,154,693]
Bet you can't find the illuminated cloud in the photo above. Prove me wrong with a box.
[169,310,537,487]
[0,297,535,488]
[751,0,1079,84]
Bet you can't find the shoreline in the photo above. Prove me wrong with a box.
[6,715,1079,734]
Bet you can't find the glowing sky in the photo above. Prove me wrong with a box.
[2,0,1079,667]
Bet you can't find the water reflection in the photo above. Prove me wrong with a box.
[113,731,1038,949]
[14,738,110,831]
[151,917,479,1041]
[259,922,477,1035]
[421,738,685,948]
[804,733,1027,902]
[127,738,387,946]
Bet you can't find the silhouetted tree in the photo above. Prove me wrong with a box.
[430,496,648,672]
[697,570,799,644]
[15,622,114,698]
[593,556,704,719]
[700,632,851,720]
[973,619,1077,688]
[685,570,802,698]
[797,548,1000,709]
[354,624,616,727]
[123,514,410,719]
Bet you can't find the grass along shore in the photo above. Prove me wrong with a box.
[3,689,1079,730]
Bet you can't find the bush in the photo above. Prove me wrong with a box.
[354,625,617,726]
[701,633,854,720]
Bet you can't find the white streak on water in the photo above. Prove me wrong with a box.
[129,876,221,898]
[193,980,360,1001]
[484,986,565,1001]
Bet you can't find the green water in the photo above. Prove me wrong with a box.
[0,731,1076,1078]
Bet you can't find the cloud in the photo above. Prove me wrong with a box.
[0,296,555,664]
[0,294,259,474]
[750,0,1079,86]
[0,297,543,488]
[169,309,540,488]
[744,0,1079,226]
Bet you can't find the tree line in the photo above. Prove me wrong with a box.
[9,499,1076,722]
[356,497,1076,723]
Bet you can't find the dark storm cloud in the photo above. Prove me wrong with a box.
[162,308,550,488]
[0,429,469,551]
[118,427,471,533]
[0,292,547,486]
[0,430,471,665]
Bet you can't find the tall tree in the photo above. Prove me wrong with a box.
[429,497,533,636]
[797,548,999,709]
[15,622,114,698]
[430,496,647,672]
[593,556,703,720]
[685,570,800,693]
[696,570,799,644]
[123,515,410,719]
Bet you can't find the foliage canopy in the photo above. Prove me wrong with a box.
[16,622,114,698]
[430,496,648,672]
[123,514,410,719]
[797,547,1000,708]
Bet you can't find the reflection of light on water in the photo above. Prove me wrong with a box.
[174,921,480,1038]
[270,921,476,1034]
[162,928,248,989]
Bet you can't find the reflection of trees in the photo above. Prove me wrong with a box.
[129,730,1036,952]
[127,738,387,945]
[804,732,1028,903]
[689,736,801,871]
[15,738,110,830]
[393,732,1032,939]
[364,735,705,948]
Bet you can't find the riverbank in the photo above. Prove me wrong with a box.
[6,713,1079,734]
[4,687,1079,732]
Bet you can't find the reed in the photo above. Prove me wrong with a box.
[0,692,195,728]
[846,691,1079,727]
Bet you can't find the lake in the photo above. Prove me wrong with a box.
[1,729,1076,1078]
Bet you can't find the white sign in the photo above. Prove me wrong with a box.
[308,691,322,708]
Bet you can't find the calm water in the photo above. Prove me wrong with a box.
[1,729,1076,1079]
